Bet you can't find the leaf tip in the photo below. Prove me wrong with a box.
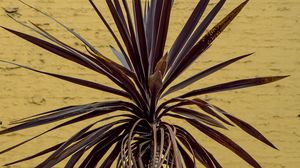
[259,75,289,85]
[271,75,290,82]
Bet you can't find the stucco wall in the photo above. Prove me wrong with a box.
[0,0,299,167]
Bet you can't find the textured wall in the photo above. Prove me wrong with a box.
[0,0,299,167]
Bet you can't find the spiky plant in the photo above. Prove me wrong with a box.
[0,0,287,167]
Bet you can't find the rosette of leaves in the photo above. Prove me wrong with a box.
[0,0,287,167]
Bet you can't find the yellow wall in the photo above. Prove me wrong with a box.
[0,0,299,167]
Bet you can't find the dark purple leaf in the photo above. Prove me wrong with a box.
[148,0,163,71]
[36,120,128,168]
[1,26,102,73]
[165,0,248,88]
[89,0,132,70]
[188,120,262,168]
[100,141,122,168]
[18,0,101,55]
[178,98,234,126]
[106,0,145,82]
[177,143,195,168]
[0,114,130,155]
[167,107,227,129]
[163,53,253,97]
[132,0,149,77]
[65,149,86,168]
[150,0,173,73]
[176,126,215,168]
[200,99,278,149]
[167,0,209,66]
[79,126,127,167]
[0,102,131,135]
[180,76,288,98]
[0,60,130,98]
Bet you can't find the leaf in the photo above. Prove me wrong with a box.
[189,0,249,59]
[132,0,149,77]
[158,98,228,129]
[157,98,232,127]
[9,105,76,125]
[100,141,122,168]
[165,0,248,88]
[144,0,155,55]
[163,53,253,97]
[4,143,61,166]
[11,101,138,125]
[38,124,108,167]
[7,15,80,59]
[0,114,129,155]
[188,120,262,168]
[120,0,138,71]
[37,120,128,168]
[106,0,145,82]
[199,99,278,149]
[65,149,86,168]
[167,0,209,66]
[18,0,101,55]
[8,19,139,98]
[113,0,128,30]
[0,60,129,98]
[1,26,102,73]
[79,127,126,167]
[150,0,173,72]
[147,0,163,71]
[167,107,227,129]
[29,20,133,81]
[177,143,195,168]
[180,76,289,98]
[165,0,225,83]
[3,125,105,166]
[186,98,234,126]
[110,45,131,70]
[89,0,132,70]
[0,102,130,135]
[158,98,231,126]
[91,48,147,108]
[176,126,215,168]
[157,133,171,168]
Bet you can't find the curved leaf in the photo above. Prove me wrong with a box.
[176,126,215,168]
[188,120,262,168]
[197,99,278,149]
